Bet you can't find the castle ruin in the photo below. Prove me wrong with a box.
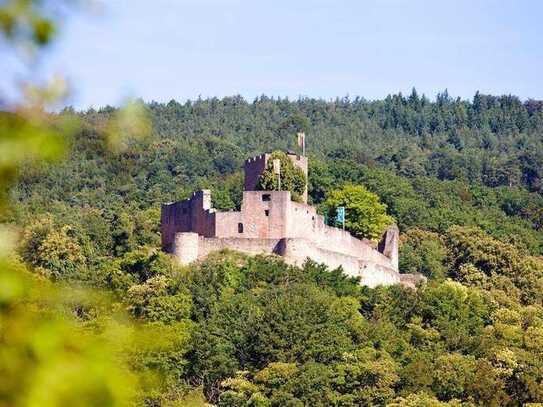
[161,152,421,288]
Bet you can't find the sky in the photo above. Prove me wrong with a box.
[2,0,543,109]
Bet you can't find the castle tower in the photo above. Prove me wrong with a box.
[243,152,308,203]
[244,153,269,192]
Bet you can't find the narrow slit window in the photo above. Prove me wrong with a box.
[264,210,270,216]
[262,194,271,202]
[238,223,244,233]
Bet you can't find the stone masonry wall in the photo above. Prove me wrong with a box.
[161,190,216,252]
[173,232,200,264]
[239,191,289,238]
[283,196,395,267]
[171,233,403,288]
[281,238,361,275]
[280,236,401,287]
[243,154,269,191]
[161,150,411,288]
[214,211,242,238]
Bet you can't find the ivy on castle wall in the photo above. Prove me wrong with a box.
[257,151,307,202]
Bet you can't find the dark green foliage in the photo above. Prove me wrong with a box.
[126,275,192,323]
[19,216,88,281]
[14,225,543,406]
[211,171,244,211]
[400,229,449,280]
[173,248,543,405]
[104,247,176,293]
[8,92,543,406]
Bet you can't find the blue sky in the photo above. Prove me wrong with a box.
[5,0,542,109]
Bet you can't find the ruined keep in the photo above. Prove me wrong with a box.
[161,152,421,288]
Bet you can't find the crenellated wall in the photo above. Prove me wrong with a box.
[243,154,270,192]
[161,190,216,251]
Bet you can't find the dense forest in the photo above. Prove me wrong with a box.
[11,91,543,253]
[5,93,543,406]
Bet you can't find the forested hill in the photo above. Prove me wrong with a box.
[8,91,543,405]
[10,91,543,256]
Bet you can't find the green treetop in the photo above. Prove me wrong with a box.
[323,184,394,241]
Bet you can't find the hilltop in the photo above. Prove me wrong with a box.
[6,92,543,405]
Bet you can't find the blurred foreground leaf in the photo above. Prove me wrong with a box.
[104,99,152,153]
[0,258,137,406]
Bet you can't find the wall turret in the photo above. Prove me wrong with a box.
[378,224,399,271]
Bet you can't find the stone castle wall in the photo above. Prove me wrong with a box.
[162,189,409,287]
[239,191,290,238]
[243,154,269,192]
[200,236,283,258]
[161,190,216,251]
[162,189,393,263]
[171,234,405,288]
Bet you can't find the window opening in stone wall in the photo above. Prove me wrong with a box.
[265,210,269,216]
[262,194,271,201]
[238,223,244,233]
